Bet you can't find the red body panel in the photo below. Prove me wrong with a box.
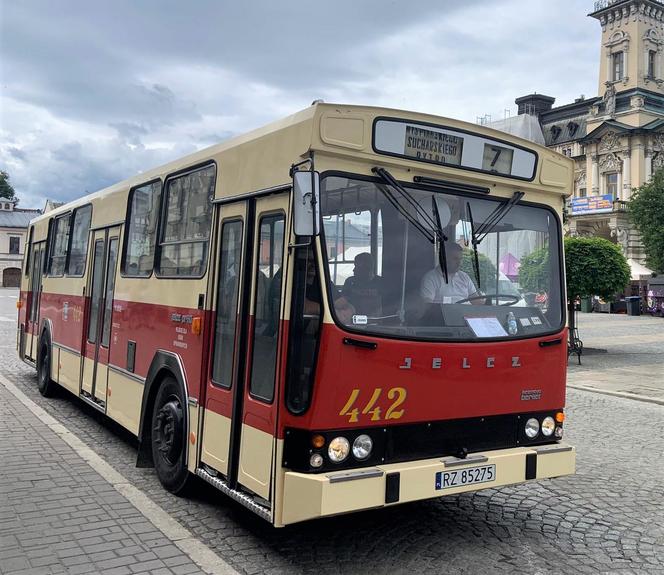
[278,323,568,436]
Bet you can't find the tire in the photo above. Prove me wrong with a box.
[37,337,56,397]
[151,376,190,494]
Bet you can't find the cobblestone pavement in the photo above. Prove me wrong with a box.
[2,288,664,574]
[568,312,664,402]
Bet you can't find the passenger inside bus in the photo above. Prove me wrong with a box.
[420,242,482,304]
[342,252,384,317]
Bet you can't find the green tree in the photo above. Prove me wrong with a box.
[629,168,664,272]
[564,236,630,345]
[518,246,550,293]
[0,171,17,201]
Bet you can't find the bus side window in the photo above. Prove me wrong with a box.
[249,214,285,403]
[67,205,92,276]
[123,180,162,277]
[285,243,322,414]
[158,165,215,277]
[48,213,72,277]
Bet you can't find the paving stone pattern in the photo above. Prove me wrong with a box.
[1,289,664,574]
[0,384,206,575]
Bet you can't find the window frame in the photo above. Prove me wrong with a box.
[155,162,216,280]
[247,210,286,404]
[648,49,656,79]
[121,178,163,279]
[606,172,619,198]
[613,51,624,81]
[9,236,20,255]
[66,204,93,277]
[210,217,244,389]
[24,226,33,276]
[47,211,72,277]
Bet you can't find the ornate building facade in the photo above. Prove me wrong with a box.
[510,0,664,274]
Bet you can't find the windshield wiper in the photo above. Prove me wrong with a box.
[372,167,449,282]
[466,202,481,290]
[474,191,524,244]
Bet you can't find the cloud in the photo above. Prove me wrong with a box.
[0,0,601,208]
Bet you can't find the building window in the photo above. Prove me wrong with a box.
[562,147,572,157]
[606,173,619,199]
[613,51,624,81]
[9,236,20,254]
[579,188,587,198]
[648,50,656,79]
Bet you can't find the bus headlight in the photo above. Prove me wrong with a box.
[541,416,555,437]
[352,434,373,460]
[310,453,324,468]
[524,418,539,438]
[328,436,350,462]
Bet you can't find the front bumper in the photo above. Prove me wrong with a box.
[279,443,575,526]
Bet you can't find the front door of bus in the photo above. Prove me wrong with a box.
[81,226,120,407]
[201,193,288,503]
[26,242,45,363]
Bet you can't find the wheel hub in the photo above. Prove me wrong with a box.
[154,398,183,465]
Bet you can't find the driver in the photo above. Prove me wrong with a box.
[420,243,482,304]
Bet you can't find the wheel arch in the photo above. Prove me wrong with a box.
[136,351,190,468]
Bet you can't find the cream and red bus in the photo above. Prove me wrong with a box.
[17,103,575,526]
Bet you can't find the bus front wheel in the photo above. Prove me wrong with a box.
[37,338,56,397]
[151,377,190,494]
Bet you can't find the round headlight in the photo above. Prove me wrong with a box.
[328,436,350,462]
[525,418,540,439]
[554,426,564,439]
[310,453,324,468]
[541,416,555,437]
[352,434,373,460]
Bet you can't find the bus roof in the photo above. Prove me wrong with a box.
[30,103,573,227]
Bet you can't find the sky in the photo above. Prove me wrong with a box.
[0,0,600,209]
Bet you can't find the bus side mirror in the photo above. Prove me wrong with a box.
[293,171,320,236]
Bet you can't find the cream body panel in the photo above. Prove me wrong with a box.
[106,370,142,435]
[280,445,576,526]
[94,363,108,402]
[187,405,200,473]
[52,346,59,382]
[81,356,94,394]
[200,409,231,475]
[238,423,273,500]
[57,347,81,394]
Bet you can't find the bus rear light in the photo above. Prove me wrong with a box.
[555,411,565,423]
[191,317,202,335]
[311,434,325,449]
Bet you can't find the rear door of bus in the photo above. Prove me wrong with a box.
[25,242,45,362]
[201,192,289,505]
[81,225,121,407]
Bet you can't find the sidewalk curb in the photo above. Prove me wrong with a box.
[568,383,664,407]
[0,372,239,575]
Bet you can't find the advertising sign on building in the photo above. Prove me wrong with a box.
[570,194,614,215]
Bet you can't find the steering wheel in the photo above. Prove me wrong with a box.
[454,293,521,306]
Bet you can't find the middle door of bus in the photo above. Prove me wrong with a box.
[81,226,121,407]
[201,193,288,503]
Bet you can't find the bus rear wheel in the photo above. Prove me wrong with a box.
[37,338,56,397]
[151,377,190,494]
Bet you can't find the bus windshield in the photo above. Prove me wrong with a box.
[321,174,563,341]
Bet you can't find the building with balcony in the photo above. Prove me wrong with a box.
[504,0,664,276]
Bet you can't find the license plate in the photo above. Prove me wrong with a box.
[435,464,496,490]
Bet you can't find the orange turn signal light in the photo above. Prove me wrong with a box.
[16,300,23,309]
[191,316,202,335]
[555,411,565,423]
[311,434,325,449]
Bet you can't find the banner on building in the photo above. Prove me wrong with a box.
[570,194,614,215]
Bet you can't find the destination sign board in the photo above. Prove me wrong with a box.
[373,119,537,180]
